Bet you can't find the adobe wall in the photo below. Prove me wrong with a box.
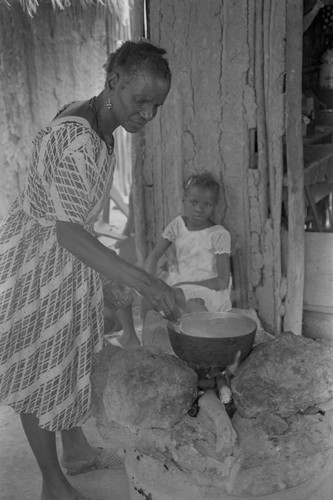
[135,0,254,309]
[0,3,110,218]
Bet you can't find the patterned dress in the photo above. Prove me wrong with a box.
[162,215,232,312]
[0,114,115,431]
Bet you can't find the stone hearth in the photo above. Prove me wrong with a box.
[91,311,333,500]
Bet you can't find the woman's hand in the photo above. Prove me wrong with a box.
[146,278,186,322]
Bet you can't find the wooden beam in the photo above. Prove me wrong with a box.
[284,0,304,334]
[130,0,147,265]
[266,0,286,335]
[130,0,145,39]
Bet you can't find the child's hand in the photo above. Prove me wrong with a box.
[185,298,208,313]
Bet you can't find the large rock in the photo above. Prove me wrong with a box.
[125,409,333,500]
[231,410,333,496]
[232,331,333,418]
[91,333,333,500]
[101,347,197,431]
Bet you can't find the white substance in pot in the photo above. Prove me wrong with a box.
[180,312,256,339]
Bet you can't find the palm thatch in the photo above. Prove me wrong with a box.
[2,0,131,24]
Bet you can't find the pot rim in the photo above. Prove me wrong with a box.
[168,311,257,339]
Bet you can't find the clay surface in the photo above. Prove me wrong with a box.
[92,326,333,498]
[97,346,198,431]
[232,331,333,418]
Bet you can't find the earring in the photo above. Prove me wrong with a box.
[107,96,113,110]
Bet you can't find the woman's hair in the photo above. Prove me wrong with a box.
[104,40,171,81]
[184,172,221,202]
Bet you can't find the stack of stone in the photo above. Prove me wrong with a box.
[91,314,333,500]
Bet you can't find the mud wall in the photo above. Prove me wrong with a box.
[133,0,254,308]
[132,0,292,333]
[0,2,121,218]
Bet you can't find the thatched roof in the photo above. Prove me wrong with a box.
[3,0,131,24]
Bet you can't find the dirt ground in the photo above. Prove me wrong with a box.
[0,406,131,500]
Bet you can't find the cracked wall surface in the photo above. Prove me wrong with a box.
[0,3,110,218]
[139,0,253,308]
[134,0,289,332]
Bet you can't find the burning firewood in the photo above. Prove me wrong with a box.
[198,389,238,455]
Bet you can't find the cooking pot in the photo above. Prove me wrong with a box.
[167,311,257,371]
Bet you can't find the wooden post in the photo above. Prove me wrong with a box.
[252,0,285,334]
[130,0,147,265]
[284,0,304,334]
[254,0,268,220]
[265,0,286,335]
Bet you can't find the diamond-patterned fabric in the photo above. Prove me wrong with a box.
[0,116,115,431]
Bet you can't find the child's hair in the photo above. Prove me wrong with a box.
[184,172,220,202]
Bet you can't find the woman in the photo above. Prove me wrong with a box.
[0,41,185,500]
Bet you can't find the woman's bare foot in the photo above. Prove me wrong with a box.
[60,428,124,475]
[19,415,95,500]
[61,428,100,468]
[62,447,124,475]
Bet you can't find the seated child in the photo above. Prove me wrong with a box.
[108,172,232,349]
[144,172,232,313]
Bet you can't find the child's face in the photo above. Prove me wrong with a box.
[184,186,217,228]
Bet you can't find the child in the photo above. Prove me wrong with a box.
[144,172,232,313]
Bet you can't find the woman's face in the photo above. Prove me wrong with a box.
[109,69,171,133]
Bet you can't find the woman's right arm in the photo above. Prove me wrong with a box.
[144,236,172,275]
[56,221,184,319]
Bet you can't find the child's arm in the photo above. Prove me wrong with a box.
[174,253,231,291]
[144,236,172,275]
[215,252,231,290]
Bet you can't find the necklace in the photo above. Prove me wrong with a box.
[89,96,114,155]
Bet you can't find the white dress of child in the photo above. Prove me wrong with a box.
[162,216,232,312]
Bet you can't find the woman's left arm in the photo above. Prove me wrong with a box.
[56,220,186,319]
